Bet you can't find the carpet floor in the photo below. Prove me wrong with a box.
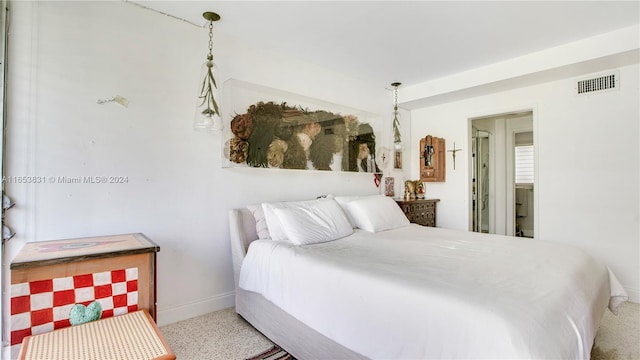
[160,302,639,360]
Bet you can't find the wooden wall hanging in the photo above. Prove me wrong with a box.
[420,135,446,182]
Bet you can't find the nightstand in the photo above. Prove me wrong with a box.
[395,199,440,227]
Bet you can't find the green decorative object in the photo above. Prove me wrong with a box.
[69,301,102,326]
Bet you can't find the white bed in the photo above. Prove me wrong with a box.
[229,196,627,359]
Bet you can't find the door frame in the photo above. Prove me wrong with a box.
[505,116,534,237]
[467,105,538,237]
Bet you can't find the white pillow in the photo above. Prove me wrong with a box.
[262,198,339,242]
[334,194,384,228]
[347,196,409,232]
[246,204,270,239]
[261,202,291,241]
[274,199,353,245]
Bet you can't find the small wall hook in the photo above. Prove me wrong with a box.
[3,193,15,210]
[2,224,15,242]
[97,95,129,108]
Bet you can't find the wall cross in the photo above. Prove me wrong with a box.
[447,141,463,170]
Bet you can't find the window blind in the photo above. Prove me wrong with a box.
[515,145,534,184]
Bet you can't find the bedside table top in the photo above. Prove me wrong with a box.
[11,233,159,270]
[395,198,440,204]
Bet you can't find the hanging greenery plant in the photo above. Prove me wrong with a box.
[198,56,220,119]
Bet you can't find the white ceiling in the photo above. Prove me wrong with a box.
[130,1,639,88]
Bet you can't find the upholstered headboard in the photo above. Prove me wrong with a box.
[228,208,259,289]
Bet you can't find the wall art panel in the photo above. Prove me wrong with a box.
[222,79,382,173]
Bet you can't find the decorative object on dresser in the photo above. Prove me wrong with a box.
[9,233,159,348]
[395,198,440,227]
[404,180,416,199]
[416,182,425,199]
[403,179,425,200]
[420,135,446,182]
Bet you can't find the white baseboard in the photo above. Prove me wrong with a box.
[156,291,235,327]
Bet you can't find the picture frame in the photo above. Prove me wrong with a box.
[394,149,403,170]
[384,177,395,197]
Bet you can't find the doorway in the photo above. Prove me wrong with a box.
[470,111,534,237]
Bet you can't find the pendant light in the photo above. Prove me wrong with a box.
[391,82,402,150]
[195,11,222,132]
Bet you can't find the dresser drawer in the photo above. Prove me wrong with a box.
[396,199,439,227]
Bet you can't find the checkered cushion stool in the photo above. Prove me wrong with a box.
[18,310,175,360]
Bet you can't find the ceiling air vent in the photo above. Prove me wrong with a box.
[576,70,619,95]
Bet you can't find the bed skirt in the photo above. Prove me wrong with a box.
[236,287,367,360]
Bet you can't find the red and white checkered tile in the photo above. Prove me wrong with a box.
[10,267,139,346]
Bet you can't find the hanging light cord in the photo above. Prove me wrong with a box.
[207,20,214,61]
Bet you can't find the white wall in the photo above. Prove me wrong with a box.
[409,63,640,302]
[3,0,405,331]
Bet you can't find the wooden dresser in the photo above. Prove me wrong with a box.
[396,199,440,227]
[10,233,159,347]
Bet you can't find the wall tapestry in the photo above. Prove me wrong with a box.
[222,79,381,173]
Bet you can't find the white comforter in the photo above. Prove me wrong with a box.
[239,225,627,359]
